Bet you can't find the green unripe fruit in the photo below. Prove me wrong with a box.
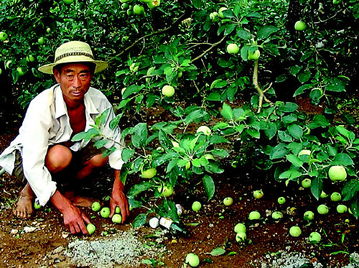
[38,37,45,45]
[141,168,157,179]
[248,211,261,220]
[100,207,111,218]
[0,31,8,41]
[185,253,200,267]
[336,204,348,213]
[303,210,315,221]
[234,223,246,233]
[308,232,321,244]
[147,0,160,8]
[192,201,202,212]
[209,12,219,22]
[277,196,286,205]
[320,191,328,198]
[91,201,101,212]
[86,223,96,235]
[317,204,329,215]
[271,211,284,220]
[161,85,175,97]
[159,184,174,197]
[235,231,247,242]
[301,178,312,188]
[223,197,233,206]
[112,214,122,223]
[196,126,211,136]
[34,201,41,210]
[133,4,144,15]
[115,207,121,214]
[330,192,342,202]
[248,49,260,60]
[289,226,302,237]
[294,21,307,31]
[226,43,240,54]
[333,0,342,4]
[328,166,347,182]
[253,189,264,199]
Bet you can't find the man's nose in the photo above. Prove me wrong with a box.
[72,75,82,87]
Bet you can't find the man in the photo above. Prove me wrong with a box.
[0,41,129,235]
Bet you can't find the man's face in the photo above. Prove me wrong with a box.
[54,63,93,103]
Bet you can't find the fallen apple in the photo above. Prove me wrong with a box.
[253,189,264,199]
[33,201,41,210]
[301,178,312,188]
[271,211,284,220]
[303,210,315,221]
[161,85,175,97]
[289,226,302,237]
[158,184,174,197]
[234,223,246,233]
[196,126,211,136]
[226,43,240,54]
[235,231,247,242]
[223,197,233,206]
[115,207,121,214]
[277,196,286,205]
[192,201,202,212]
[141,168,157,179]
[86,223,96,235]
[149,217,159,228]
[308,231,321,244]
[248,211,261,220]
[294,20,307,31]
[100,207,111,218]
[185,253,200,267]
[336,204,348,213]
[330,192,342,202]
[91,201,101,212]
[317,204,329,215]
[112,214,122,224]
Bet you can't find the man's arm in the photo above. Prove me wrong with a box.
[109,170,129,223]
[50,190,91,234]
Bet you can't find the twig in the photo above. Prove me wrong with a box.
[191,36,227,63]
[252,60,272,113]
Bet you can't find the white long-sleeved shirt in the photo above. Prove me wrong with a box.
[0,84,124,206]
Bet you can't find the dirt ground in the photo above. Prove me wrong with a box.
[0,120,358,268]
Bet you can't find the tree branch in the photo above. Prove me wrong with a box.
[191,36,227,63]
[252,60,272,113]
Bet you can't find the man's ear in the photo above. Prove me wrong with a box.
[53,68,61,83]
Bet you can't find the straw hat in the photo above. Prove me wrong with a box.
[38,41,108,74]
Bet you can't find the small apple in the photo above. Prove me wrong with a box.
[223,197,233,206]
[161,85,175,97]
[253,189,264,199]
[308,232,321,244]
[100,207,111,218]
[192,201,202,212]
[301,178,312,188]
[248,211,261,220]
[271,211,284,220]
[37,37,45,45]
[330,192,342,202]
[141,168,157,179]
[112,214,122,223]
[235,231,247,242]
[209,12,219,22]
[234,223,246,233]
[289,226,302,237]
[0,31,8,41]
[248,49,260,60]
[218,7,228,18]
[115,207,121,214]
[294,21,307,31]
[91,201,101,212]
[303,210,315,221]
[328,166,347,182]
[336,204,348,213]
[33,201,41,210]
[158,184,174,197]
[149,217,159,228]
[196,126,211,136]
[277,196,286,205]
[317,204,329,215]
[86,223,96,235]
[133,4,145,15]
[226,43,240,54]
[185,253,200,267]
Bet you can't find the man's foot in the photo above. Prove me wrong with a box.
[13,193,34,218]
[64,192,96,207]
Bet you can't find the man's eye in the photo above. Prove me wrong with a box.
[66,75,74,80]
[79,73,89,80]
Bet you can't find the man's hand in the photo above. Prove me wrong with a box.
[50,190,90,234]
[110,189,129,223]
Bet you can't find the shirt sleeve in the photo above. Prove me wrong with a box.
[21,94,57,206]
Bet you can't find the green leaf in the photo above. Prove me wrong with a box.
[270,144,288,160]
[128,181,153,198]
[203,175,215,200]
[122,84,144,99]
[287,124,303,140]
[206,92,222,101]
[336,126,355,141]
[342,179,359,201]
[122,148,135,162]
[278,130,293,142]
[210,247,226,256]
[311,177,323,200]
[71,128,100,142]
[246,128,260,139]
[132,213,148,228]
[286,154,304,167]
[293,84,313,97]
[279,169,303,179]
[211,149,229,158]
[191,0,203,8]
[95,108,110,127]
[210,79,228,89]
[278,102,299,112]
[184,109,208,124]
[93,139,108,149]
[257,25,279,40]
[330,153,354,166]
[325,77,346,92]
[236,28,252,40]
[220,103,234,120]
[131,123,148,148]
[308,115,330,129]
[109,114,122,130]
[263,122,277,140]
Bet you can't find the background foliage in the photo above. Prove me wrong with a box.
[1,0,358,223]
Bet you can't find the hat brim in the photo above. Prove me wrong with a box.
[38,59,108,74]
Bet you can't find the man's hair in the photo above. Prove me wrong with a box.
[53,62,96,74]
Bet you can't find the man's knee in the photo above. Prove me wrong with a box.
[45,145,72,173]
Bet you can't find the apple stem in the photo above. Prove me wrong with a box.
[252,60,272,113]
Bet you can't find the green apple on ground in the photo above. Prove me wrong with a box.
[303,210,315,221]
[289,226,302,237]
[294,20,307,31]
[91,201,101,212]
[317,204,329,215]
[301,178,312,188]
[248,49,260,60]
[86,223,96,235]
[100,207,111,218]
[141,168,157,179]
[328,165,347,182]
[115,207,121,214]
[218,7,228,18]
[235,231,247,242]
[277,196,286,205]
[0,31,8,41]
[192,201,202,212]
[161,85,175,97]
[158,184,174,197]
[336,204,348,213]
[112,214,122,223]
[271,211,284,220]
[234,223,246,233]
[223,197,233,206]
[330,192,342,202]
[33,201,41,210]
[226,43,240,54]
[196,126,211,136]
[185,253,200,267]
[248,211,261,220]
[308,232,321,244]
[253,189,264,199]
